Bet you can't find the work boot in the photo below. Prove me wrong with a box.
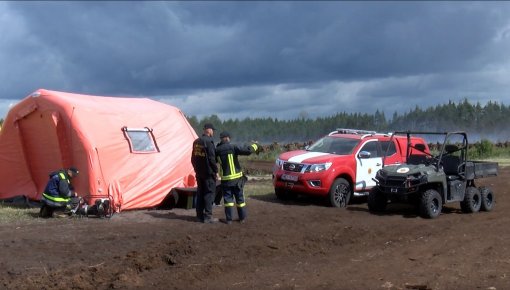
[203,217,219,224]
[39,205,51,218]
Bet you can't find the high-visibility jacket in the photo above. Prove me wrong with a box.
[41,170,73,208]
[215,141,258,186]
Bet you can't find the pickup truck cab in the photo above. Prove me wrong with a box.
[273,129,429,207]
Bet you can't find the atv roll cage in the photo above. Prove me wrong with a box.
[383,131,468,175]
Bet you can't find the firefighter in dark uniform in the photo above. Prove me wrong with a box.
[39,167,79,218]
[191,123,219,223]
[215,131,259,224]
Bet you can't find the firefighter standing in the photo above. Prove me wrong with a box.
[39,167,79,218]
[191,123,219,223]
[215,131,259,224]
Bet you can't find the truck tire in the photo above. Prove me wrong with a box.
[479,186,495,212]
[419,189,442,219]
[328,178,351,208]
[368,187,387,212]
[460,186,481,213]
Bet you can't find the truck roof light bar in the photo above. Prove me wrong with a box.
[329,128,378,136]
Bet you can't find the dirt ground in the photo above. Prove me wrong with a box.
[1,162,509,290]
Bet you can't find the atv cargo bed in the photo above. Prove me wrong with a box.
[466,161,498,179]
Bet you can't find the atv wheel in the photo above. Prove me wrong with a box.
[419,189,442,219]
[368,187,387,212]
[328,178,351,208]
[460,186,481,213]
[479,186,495,212]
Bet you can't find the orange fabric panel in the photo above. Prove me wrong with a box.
[18,110,64,198]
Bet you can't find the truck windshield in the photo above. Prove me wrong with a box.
[308,136,359,155]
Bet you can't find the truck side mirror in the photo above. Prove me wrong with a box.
[358,151,371,159]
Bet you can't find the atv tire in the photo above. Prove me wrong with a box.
[479,186,495,212]
[419,189,443,219]
[368,187,387,212]
[460,186,481,213]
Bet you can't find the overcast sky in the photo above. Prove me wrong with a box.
[1,1,510,121]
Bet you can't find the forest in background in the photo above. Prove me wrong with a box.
[0,99,508,143]
[187,99,510,143]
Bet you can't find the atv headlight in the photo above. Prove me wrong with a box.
[406,173,426,187]
[305,162,332,173]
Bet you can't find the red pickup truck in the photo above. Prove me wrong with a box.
[273,129,429,207]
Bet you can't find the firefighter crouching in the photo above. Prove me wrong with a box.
[215,131,259,224]
[39,167,79,218]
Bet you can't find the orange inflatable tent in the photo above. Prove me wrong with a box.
[0,89,197,211]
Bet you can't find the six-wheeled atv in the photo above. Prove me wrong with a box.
[369,131,498,218]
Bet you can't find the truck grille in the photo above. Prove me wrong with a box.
[283,162,305,172]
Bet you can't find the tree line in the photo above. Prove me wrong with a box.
[188,99,510,143]
[1,99,508,143]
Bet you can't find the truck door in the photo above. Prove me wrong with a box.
[355,140,383,191]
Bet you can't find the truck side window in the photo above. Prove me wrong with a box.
[360,141,379,158]
[381,141,397,156]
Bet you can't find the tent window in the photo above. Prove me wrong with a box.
[122,127,160,153]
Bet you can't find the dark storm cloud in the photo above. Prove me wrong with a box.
[1,2,510,119]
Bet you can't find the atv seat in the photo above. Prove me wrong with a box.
[442,155,461,177]
[441,144,461,179]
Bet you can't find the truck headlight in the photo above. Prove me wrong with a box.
[305,162,332,173]
[274,159,284,170]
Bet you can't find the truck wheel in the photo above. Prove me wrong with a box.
[328,178,351,208]
[479,186,495,212]
[368,187,387,212]
[460,187,481,213]
[419,189,442,219]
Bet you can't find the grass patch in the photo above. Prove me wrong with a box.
[245,179,274,197]
[0,205,39,222]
